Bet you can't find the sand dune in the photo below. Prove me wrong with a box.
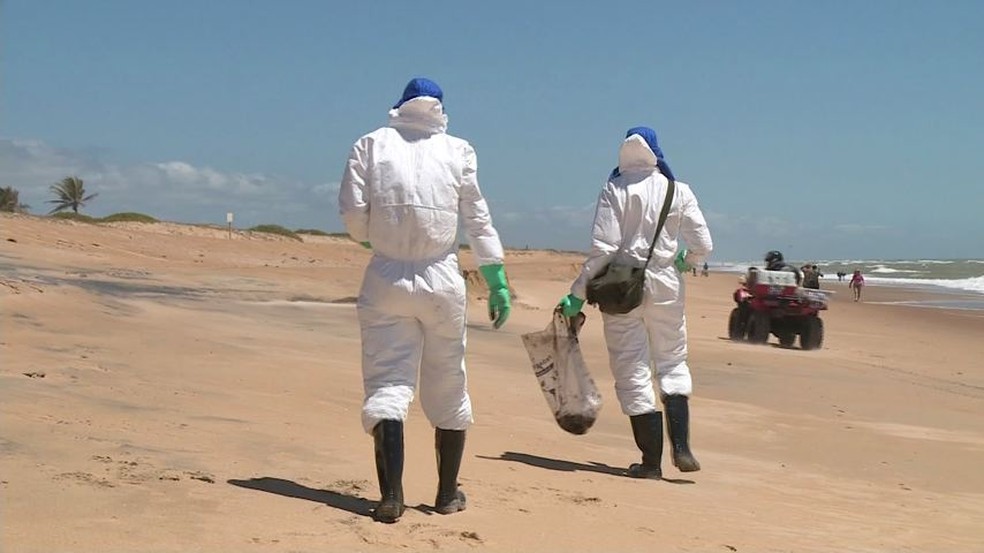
[2,212,983,552]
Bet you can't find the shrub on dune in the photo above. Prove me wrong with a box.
[295,228,330,236]
[100,212,159,223]
[0,186,30,213]
[248,224,301,241]
[50,212,98,223]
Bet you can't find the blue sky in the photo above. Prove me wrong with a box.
[2,1,982,262]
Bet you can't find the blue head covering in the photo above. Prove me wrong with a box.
[610,126,676,181]
[394,77,444,109]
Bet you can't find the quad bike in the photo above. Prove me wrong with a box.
[728,268,829,350]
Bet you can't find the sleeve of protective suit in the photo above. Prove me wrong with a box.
[458,143,505,266]
[571,184,622,299]
[338,138,370,243]
[678,183,713,268]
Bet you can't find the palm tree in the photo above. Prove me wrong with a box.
[0,186,30,213]
[47,176,97,214]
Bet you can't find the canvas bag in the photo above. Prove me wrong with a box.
[585,179,675,314]
[520,310,602,435]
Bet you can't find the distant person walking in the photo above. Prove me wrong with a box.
[849,269,865,302]
[338,77,510,523]
[557,127,713,479]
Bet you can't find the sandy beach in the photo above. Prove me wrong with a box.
[2,212,983,553]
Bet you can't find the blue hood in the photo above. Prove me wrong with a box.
[610,126,676,181]
[394,77,444,109]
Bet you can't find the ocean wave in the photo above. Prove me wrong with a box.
[863,275,984,295]
[868,266,921,274]
[713,260,984,295]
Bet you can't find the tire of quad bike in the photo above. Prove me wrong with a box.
[747,311,771,344]
[728,308,745,341]
[800,316,824,350]
[778,331,796,348]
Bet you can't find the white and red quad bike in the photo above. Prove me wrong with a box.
[728,268,829,350]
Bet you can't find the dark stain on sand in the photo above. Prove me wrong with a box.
[64,278,209,299]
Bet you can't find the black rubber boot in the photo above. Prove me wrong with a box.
[664,395,701,472]
[372,420,405,523]
[627,412,663,479]
[434,428,467,514]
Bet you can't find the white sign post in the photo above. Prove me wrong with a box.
[226,212,234,239]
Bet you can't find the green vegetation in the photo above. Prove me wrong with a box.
[0,186,30,213]
[248,224,302,240]
[48,176,98,214]
[295,228,330,236]
[46,211,157,225]
[51,212,98,223]
[100,212,159,223]
[326,232,351,238]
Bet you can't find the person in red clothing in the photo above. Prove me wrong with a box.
[734,275,753,303]
[733,275,754,333]
[849,269,865,302]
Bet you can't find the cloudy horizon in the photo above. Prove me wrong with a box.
[3,2,982,262]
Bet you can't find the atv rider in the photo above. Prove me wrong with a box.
[764,250,802,286]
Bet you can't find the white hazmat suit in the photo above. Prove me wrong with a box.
[571,134,712,416]
[339,96,505,434]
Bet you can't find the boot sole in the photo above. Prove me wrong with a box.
[372,500,405,523]
[627,463,662,480]
[673,455,701,472]
[435,491,467,515]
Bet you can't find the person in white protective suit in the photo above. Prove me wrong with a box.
[338,77,510,523]
[558,127,713,479]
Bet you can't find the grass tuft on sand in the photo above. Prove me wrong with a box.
[248,224,302,241]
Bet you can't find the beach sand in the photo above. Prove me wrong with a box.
[2,212,983,552]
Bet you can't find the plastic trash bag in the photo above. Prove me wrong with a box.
[520,310,602,435]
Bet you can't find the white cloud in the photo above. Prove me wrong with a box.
[17,137,904,257]
[0,138,340,230]
[833,223,892,233]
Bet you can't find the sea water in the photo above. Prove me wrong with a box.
[714,259,984,310]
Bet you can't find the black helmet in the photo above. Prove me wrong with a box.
[765,250,784,265]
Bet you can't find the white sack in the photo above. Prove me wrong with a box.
[520,311,602,434]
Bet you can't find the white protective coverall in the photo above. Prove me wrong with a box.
[339,97,505,434]
[571,135,713,416]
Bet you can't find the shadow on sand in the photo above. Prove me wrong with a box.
[227,477,435,519]
[228,477,375,517]
[477,451,694,484]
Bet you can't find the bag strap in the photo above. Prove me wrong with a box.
[644,179,675,264]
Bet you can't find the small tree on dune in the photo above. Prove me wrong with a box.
[47,176,98,214]
[0,186,30,213]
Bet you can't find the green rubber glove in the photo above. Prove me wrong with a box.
[558,294,585,317]
[479,263,511,329]
[674,249,691,273]
[360,241,372,249]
